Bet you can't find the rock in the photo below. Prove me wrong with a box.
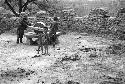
[30,70,35,74]
[61,56,70,61]
[79,48,92,52]
[89,54,98,58]
[101,75,124,84]
[111,44,122,50]
[42,81,45,84]
[76,37,81,39]
[51,83,56,84]
[78,42,81,44]
[99,81,115,84]
[28,78,30,80]
[99,80,123,84]
[6,40,12,43]
[61,53,80,62]
[57,48,60,50]
[74,82,79,84]
[51,79,62,84]
[32,54,41,58]
[66,80,80,84]
[26,72,30,75]
[85,48,91,52]
[17,68,26,73]
[70,54,80,61]
[67,80,74,84]
[10,79,14,81]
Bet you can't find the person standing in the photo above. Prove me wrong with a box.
[42,27,50,55]
[16,15,31,44]
[37,27,49,55]
[49,17,59,48]
[37,31,44,54]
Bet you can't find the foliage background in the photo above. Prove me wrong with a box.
[0,0,123,34]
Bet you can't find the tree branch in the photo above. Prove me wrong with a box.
[34,2,45,11]
[19,0,22,13]
[33,1,50,11]
[5,0,19,17]
[22,0,36,12]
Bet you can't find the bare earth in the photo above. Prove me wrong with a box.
[0,32,125,84]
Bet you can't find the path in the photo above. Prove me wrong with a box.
[0,32,124,84]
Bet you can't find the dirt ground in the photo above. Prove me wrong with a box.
[0,32,125,84]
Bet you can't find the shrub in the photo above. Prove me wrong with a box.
[0,17,20,34]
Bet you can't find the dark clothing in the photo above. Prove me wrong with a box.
[49,21,59,46]
[17,36,23,43]
[18,19,31,31]
[38,32,49,45]
[50,34,57,45]
[42,33,49,45]
[17,27,24,38]
[49,22,59,35]
[17,18,31,43]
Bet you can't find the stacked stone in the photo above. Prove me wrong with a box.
[83,8,109,32]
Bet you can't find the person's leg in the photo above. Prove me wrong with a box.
[36,43,41,54]
[44,45,47,55]
[19,33,23,43]
[53,42,55,48]
[20,31,24,43]
[42,45,46,55]
[16,30,19,43]
[53,34,56,48]
[20,37,23,43]
[17,36,19,44]
[55,35,58,44]
[17,32,20,44]
[51,35,54,47]
[45,44,48,55]
[37,47,40,54]
[41,44,44,54]
[46,45,49,55]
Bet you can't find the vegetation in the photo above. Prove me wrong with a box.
[0,0,125,37]
[0,0,62,34]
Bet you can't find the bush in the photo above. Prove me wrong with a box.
[0,17,20,34]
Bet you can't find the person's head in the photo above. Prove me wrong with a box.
[53,17,58,21]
